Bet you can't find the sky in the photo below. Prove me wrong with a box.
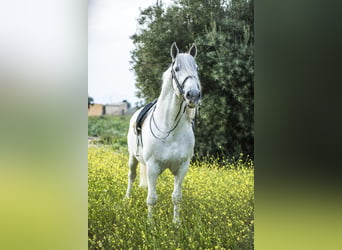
[88,0,172,106]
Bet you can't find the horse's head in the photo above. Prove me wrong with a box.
[170,42,201,109]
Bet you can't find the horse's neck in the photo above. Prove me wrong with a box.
[154,72,188,129]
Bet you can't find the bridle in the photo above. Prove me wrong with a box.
[148,59,200,140]
[170,60,196,101]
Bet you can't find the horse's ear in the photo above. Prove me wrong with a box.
[189,43,197,58]
[170,42,179,61]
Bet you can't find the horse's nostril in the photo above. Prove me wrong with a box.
[186,91,192,98]
[193,90,200,99]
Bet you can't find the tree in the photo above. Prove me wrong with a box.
[122,99,131,109]
[131,0,253,160]
[88,96,94,109]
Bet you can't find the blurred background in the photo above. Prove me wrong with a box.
[0,0,87,249]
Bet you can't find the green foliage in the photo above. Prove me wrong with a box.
[88,96,94,109]
[88,147,254,249]
[88,116,130,151]
[131,0,254,159]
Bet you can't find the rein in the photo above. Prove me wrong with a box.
[148,62,191,140]
[147,61,197,140]
[149,101,187,140]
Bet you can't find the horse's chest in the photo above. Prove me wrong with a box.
[157,138,194,159]
[163,141,190,158]
[149,133,194,165]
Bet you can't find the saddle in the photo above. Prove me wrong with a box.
[135,98,158,136]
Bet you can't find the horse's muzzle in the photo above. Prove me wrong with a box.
[185,89,201,108]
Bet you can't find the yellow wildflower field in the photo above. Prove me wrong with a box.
[88,147,254,249]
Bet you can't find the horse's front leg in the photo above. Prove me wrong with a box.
[172,162,189,224]
[146,163,159,221]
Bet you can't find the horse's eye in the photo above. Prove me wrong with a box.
[175,66,180,72]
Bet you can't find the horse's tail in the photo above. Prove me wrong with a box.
[139,164,148,188]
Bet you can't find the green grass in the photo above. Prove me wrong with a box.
[88,115,130,151]
[88,147,254,249]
